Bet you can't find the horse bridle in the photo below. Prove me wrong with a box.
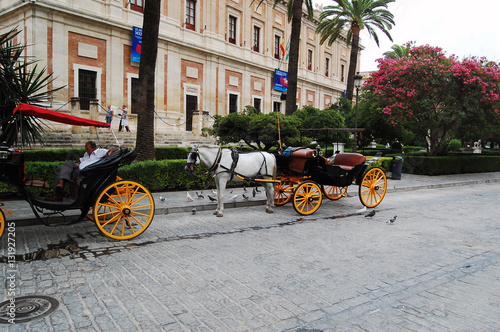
[186,146,223,172]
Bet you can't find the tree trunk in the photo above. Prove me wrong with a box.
[285,0,303,116]
[135,0,161,161]
[346,23,360,101]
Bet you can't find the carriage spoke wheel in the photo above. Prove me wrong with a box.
[359,167,387,208]
[274,181,294,206]
[93,180,155,240]
[86,175,123,222]
[323,185,348,200]
[0,209,5,239]
[293,181,322,215]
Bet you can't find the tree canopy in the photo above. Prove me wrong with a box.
[317,0,395,101]
[363,44,500,155]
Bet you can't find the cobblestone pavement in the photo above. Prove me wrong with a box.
[1,179,499,331]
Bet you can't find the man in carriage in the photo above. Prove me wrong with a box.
[45,141,108,201]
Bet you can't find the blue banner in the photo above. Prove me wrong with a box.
[274,69,288,92]
[131,26,142,63]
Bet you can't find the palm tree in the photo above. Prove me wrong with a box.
[0,28,62,147]
[135,0,161,161]
[383,43,410,59]
[255,0,314,115]
[316,0,395,101]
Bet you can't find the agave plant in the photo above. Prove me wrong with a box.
[0,27,63,147]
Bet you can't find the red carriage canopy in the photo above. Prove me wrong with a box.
[13,103,110,128]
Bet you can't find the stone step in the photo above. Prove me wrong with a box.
[29,132,217,149]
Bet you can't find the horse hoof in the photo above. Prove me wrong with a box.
[217,212,224,217]
[266,207,274,214]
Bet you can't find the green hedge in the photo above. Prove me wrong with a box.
[402,155,500,175]
[23,146,191,162]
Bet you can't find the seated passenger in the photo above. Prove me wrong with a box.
[46,141,108,201]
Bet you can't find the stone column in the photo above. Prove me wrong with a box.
[192,110,200,136]
[89,99,99,134]
[71,97,81,134]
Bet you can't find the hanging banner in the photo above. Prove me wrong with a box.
[131,26,142,63]
[274,69,288,92]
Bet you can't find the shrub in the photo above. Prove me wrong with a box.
[447,139,462,153]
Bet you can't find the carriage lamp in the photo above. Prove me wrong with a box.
[353,73,363,153]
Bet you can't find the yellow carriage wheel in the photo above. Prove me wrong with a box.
[292,181,323,215]
[274,181,294,206]
[0,209,5,239]
[93,180,155,240]
[359,167,387,208]
[323,185,348,200]
[86,175,123,222]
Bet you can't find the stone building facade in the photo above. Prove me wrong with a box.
[0,0,356,137]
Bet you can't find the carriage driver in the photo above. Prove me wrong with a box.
[46,141,108,201]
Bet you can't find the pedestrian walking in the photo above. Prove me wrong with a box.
[120,104,130,132]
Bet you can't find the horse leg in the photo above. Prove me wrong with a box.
[264,181,275,214]
[215,176,228,217]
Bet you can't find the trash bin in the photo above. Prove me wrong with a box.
[391,156,403,180]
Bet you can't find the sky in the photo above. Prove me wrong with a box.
[313,0,500,72]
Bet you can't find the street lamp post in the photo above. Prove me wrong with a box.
[353,73,363,153]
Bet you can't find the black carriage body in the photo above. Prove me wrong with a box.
[276,147,367,187]
[0,145,25,187]
[0,141,135,214]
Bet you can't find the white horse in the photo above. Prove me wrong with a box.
[185,146,276,217]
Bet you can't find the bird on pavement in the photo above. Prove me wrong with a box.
[255,186,261,193]
[365,210,376,218]
[196,191,204,199]
[387,215,397,225]
[208,195,217,202]
[191,208,197,215]
[159,196,166,202]
[186,192,193,202]
[229,194,239,201]
[252,188,256,197]
[243,186,248,192]
[242,194,250,200]
[211,189,217,195]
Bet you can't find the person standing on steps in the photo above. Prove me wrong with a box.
[105,105,114,131]
[120,104,130,132]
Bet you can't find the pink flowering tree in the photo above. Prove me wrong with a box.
[363,43,500,155]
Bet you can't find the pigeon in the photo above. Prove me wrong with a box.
[387,215,397,225]
[196,191,204,199]
[365,210,376,218]
[255,186,261,193]
[211,189,217,195]
[159,196,166,202]
[191,208,197,215]
[243,186,248,192]
[252,188,256,197]
[242,194,250,200]
[229,194,239,201]
[186,192,193,202]
[208,195,217,202]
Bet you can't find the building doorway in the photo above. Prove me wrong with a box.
[78,69,97,110]
[186,95,197,131]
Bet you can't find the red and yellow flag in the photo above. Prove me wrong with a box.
[280,37,285,57]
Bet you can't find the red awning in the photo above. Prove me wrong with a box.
[13,103,110,128]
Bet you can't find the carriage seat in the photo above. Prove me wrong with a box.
[329,153,366,170]
[285,148,316,174]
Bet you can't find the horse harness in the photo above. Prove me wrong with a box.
[219,148,271,181]
[189,147,271,181]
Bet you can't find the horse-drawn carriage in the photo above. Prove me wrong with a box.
[185,143,387,217]
[0,103,155,240]
[274,146,387,215]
